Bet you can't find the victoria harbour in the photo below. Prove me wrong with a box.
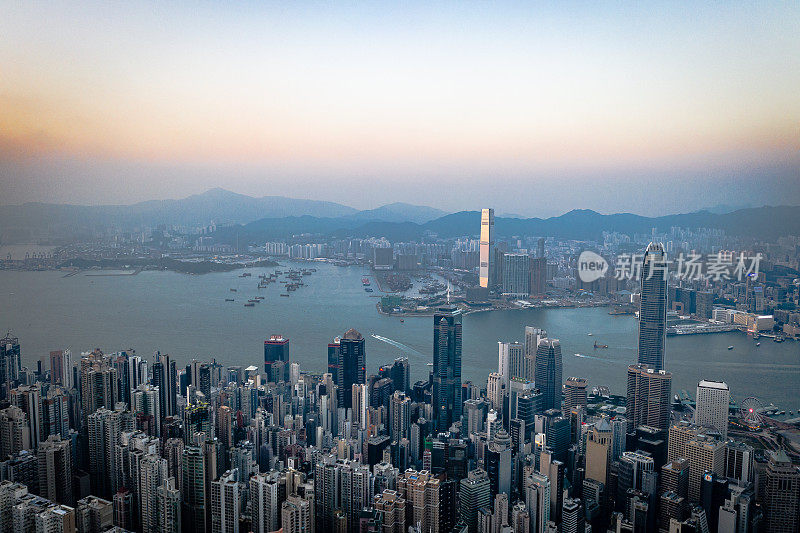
[3,263,797,410]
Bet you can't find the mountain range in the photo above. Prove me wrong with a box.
[214,205,800,244]
[0,188,446,243]
[1,188,798,244]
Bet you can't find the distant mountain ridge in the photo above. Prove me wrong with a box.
[215,205,800,244]
[1,188,798,244]
[0,188,446,243]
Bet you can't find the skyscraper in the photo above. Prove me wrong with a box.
[327,336,341,384]
[337,329,365,411]
[0,333,20,401]
[152,352,177,419]
[498,341,525,384]
[694,380,729,439]
[502,254,530,296]
[638,242,668,371]
[433,307,462,432]
[182,446,206,532]
[49,349,72,389]
[211,469,241,533]
[459,469,491,533]
[625,363,672,433]
[524,327,546,381]
[264,335,290,383]
[37,434,73,505]
[389,391,410,443]
[389,357,410,394]
[563,377,588,411]
[479,208,494,289]
[763,450,800,533]
[534,339,562,412]
[529,257,547,298]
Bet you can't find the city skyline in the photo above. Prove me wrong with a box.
[2,3,800,215]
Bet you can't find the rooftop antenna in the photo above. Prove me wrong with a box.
[447,281,451,305]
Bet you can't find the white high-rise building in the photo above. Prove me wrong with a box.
[212,469,241,533]
[695,380,730,439]
[479,209,494,288]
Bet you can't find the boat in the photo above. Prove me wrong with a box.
[593,341,608,349]
[230,288,237,292]
[400,319,404,323]
[225,298,234,302]
[248,299,259,303]
[244,303,255,307]
[365,288,373,292]
[255,296,265,300]
[280,294,290,297]
[727,346,734,350]
[756,342,761,346]
[587,333,593,336]
[774,336,784,343]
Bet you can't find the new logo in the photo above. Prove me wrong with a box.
[577,251,608,283]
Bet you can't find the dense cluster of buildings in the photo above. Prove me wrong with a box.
[0,239,798,533]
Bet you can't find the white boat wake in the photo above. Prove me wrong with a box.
[573,352,608,362]
[371,334,428,359]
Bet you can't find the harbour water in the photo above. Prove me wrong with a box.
[1,262,798,410]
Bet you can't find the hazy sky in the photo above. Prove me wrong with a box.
[2,2,799,216]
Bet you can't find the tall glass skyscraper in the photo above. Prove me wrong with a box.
[479,208,494,289]
[638,242,668,371]
[534,338,562,412]
[264,335,290,382]
[337,328,365,410]
[433,307,462,432]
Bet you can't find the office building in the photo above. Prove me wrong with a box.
[432,307,462,432]
[586,419,612,485]
[497,342,522,386]
[459,469,491,533]
[264,335,290,383]
[502,254,530,296]
[534,339,562,412]
[638,243,668,371]
[523,470,551,533]
[724,440,754,483]
[529,257,547,298]
[564,377,587,411]
[685,435,725,502]
[694,380,729,439]
[762,450,799,533]
[152,352,177,419]
[389,357,410,394]
[479,208,494,289]
[523,327,547,381]
[182,446,206,532]
[327,338,341,384]
[625,364,671,432]
[561,498,584,533]
[337,329,366,411]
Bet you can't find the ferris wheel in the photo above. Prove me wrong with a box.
[739,397,764,429]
